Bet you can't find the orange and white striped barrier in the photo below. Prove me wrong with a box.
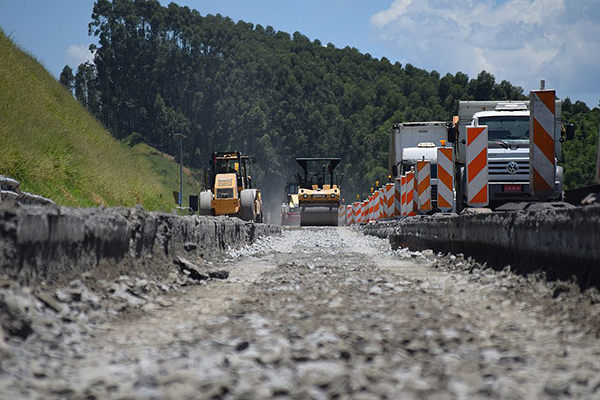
[338,205,346,225]
[394,178,402,217]
[400,175,407,216]
[530,90,556,196]
[352,202,360,224]
[466,125,489,207]
[368,195,374,222]
[406,170,416,216]
[385,183,394,218]
[417,160,432,212]
[437,147,454,212]
[378,189,385,220]
[346,205,354,225]
[362,200,368,222]
[376,192,379,219]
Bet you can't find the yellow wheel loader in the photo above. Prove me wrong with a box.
[198,151,263,222]
[295,158,342,226]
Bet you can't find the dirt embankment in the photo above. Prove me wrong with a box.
[0,203,280,286]
[363,205,600,289]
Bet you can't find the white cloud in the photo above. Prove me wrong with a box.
[65,44,94,66]
[370,0,600,106]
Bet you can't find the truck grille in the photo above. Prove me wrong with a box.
[488,160,529,182]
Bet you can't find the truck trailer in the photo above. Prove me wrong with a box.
[389,121,448,211]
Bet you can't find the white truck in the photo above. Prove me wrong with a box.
[448,100,574,210]
[389,121,449,211]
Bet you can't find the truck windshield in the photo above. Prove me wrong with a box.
[479,116,529,142]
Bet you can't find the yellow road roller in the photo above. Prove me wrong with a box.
[295,158,342,226]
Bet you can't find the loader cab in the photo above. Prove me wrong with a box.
[207,151,254,195]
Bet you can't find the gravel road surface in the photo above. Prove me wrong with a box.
[1,227,600,399]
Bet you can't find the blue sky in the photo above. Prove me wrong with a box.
[1,0,598,107]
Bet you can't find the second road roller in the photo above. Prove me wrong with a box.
[295,158,343,226]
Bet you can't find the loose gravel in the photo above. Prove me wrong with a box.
[1,227,600,399]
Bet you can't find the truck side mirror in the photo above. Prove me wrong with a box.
[392,165,398,177]
[565,124,575,141]
[446,123,456,143]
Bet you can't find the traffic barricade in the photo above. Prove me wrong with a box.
[417,160,432,212]
[346,204,354,225]
[466,125,489,207]
[437,146,454,212]
[406,170,416,216]
[400,175,407,216]
[338,205,346,226]
[373,190,381,221]
[352,202,360,224]
[530,89,556,197]
[394,178,402,217]
[385,183,394,218]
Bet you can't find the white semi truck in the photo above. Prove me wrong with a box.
[389,121,449,211]
[448,100,574,210]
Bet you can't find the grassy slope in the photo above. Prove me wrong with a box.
[0,29,200,210]
[130,143,203,209]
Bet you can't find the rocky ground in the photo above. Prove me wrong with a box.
[1,227,600,399]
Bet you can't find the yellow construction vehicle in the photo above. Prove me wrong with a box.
[199,151,263,222]
[296,158,342,226]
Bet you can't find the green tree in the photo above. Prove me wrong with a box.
[59,65,74,93]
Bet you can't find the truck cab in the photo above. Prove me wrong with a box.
[389,122,448,211]
[451,101,568,209]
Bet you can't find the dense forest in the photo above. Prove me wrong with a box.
[59,0,599,201]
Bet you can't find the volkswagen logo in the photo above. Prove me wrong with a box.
[507,161,519,174]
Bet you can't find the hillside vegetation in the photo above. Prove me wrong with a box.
[0,28,200,210]
[66,0,598,198]
[72,0,527,199]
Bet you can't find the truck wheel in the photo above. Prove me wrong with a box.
[199,191,213,216]
[240,189,256,222]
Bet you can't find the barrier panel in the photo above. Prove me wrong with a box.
[437,147,454,212]
[378,189,384,220]
[362,200,368,222]
[406,171,416,216]
[530,90,556,197]
[346,205,354,225]
[466,125,489,207]
[394,178,401,217]
[385,183,394,218]
[400,175,407,216]
[338,205,346,226]
[352,202,360,224]
[417,160,432,212]
[373,190,381,221]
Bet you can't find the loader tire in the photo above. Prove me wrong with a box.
[199,191,213,216]
[240,189,257,222]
